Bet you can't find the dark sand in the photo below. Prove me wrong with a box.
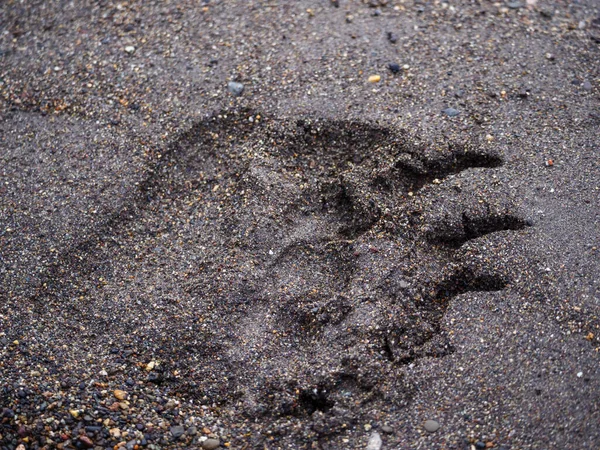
[1,1,599,449]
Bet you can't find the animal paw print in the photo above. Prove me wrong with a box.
[33,110,528,427]
[162,112,529,418]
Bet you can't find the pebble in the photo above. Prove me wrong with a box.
[146,360,156,371]
[442,107,460,117]
[424,419,440,432]
[365,431,382,450]
[78,436,94,448]
[388,63,400,74]
[114,389,128,400]
[582,80,592,91]
[170,425,185,438]
[202,438,221,449]
[387,32,398,43]
[16,445,25,450]
[124,46,135,54]
[368,74,381,83]
[227,81,245,97]
[381,425,394,434]
[475,441,486,449]
[506,1,523,9]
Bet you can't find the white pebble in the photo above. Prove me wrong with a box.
[366,431,382,450]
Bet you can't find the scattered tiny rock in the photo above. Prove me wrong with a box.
[442,107,460,117]
[202,438,221,449]
[366,431,382,450]
[227,81,245,97]
[114,389,127,400]
[424,419,440,432]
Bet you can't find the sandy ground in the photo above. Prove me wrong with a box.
[0,1,599,449]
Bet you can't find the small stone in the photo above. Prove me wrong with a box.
[146,361,156,371]
[16,445,25,450]
[69,410,79,419]
[31,370,41,377]
[187,426,198,436]
[114,389,127,400]
[442,107,460,117]
[124,46,135,54]
[381,425,394,434]
[165,399,177,409]
[110,428,121,438]
[365,432,382,450]
[545,52,555,61]
[99,370,107,377]
[368,74,381,83]
[388,63,400,74]
[387,32,398,43]
[78,436,94,448]
[424,419,440,433]
[475,442,486,450]
[582,80,592,91]
[398,280,410,289]
[506,1,522,9]
[202,438,221,450]
[170,425,185,439]
[364,423,372,431]
[227,81,244,97]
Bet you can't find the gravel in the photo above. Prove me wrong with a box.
[0,1,599,449]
